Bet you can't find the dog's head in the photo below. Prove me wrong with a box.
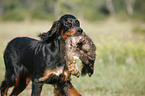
[58,14,83,39]
[38,14,83,40]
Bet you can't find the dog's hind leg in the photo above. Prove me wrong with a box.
[10,74,31,96]
[1,80,9,96]
[1,66,16,96]
[0,78,14,96]
[1,48,18,96]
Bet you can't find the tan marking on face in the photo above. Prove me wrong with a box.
[62,28,77,39]
[68,21,71,23]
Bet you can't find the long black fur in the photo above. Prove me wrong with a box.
[0,14,83,96]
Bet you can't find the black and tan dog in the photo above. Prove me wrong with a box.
[0,14,83,96]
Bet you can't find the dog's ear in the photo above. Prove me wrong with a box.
[38,20,62,40]
[38,32,48,40]
[48,21,61,36]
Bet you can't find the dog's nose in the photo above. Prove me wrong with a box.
[77,28,83,33]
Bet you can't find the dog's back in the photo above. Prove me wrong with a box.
[1,36,66,95]
[3,37,37,80]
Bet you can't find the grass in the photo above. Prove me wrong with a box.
[132,26,145,34]
[0,19,145,96]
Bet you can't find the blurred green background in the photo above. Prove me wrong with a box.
[0,0,145,96]
[0,0,145,21]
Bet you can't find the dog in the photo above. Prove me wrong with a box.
[0,14,83,96]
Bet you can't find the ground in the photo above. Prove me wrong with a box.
[0,19,145,96]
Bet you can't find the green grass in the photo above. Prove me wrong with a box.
[0,19,145,96]
[132,26,145,34]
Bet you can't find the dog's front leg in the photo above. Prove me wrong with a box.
[31,79,44,96]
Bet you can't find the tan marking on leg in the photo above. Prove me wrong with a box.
[10,75,31,96]
[39,67,63,82]
[54,84,82,96]
[62,28,77,39]
[54,88,60,96]
[14,78,19,86]
[26,77,31,85]
[39,70,53,82]
[4,87,9,96]
[68,88,82,96]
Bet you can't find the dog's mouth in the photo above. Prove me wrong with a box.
[62,27,84,39]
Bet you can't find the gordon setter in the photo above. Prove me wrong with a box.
[0,14,83,96]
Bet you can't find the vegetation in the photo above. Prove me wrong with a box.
[0,20,145,96]
[0,1,145,96]
[0,0,145,21]
[132,26,145,34]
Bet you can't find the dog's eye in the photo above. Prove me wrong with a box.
[66,21,72,26]
[75,20,80,26]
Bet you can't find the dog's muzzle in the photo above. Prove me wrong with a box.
[76,27,83,35]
